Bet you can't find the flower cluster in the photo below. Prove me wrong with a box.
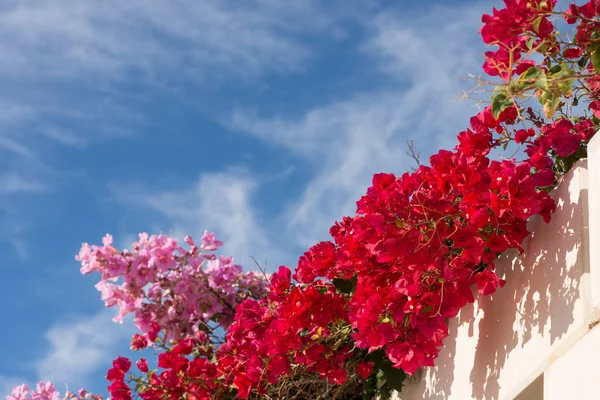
[481,0,557,80]
[190,105,562,398]
[6,383,101,400]
[106,106,595,400]
[120,337,224,400]
[76,231,268,343]
[106,357,134,400]
[111,1,598,397]
[9,1,600,400]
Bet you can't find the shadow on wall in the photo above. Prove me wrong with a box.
[398,162,588,400]
[468,164,588,400]
[399,302,477,399]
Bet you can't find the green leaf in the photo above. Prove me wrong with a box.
[538,90,552,104]
[538,42,550,53]
[376,369,387,390]
[520,66,548,90]
[558,78,574,98]
[491,93,514,119]
[378,378,393,400]
[548,65,562,74]
[532,16,542,34]
[549,63,575,98]
[332,275,357,294]
[381,364,407,392]
[543,97,560,119]
[591,48,600,73]
[538,89,560,119]
[369,349,408,393]
[508,80,521,95]
[369,349,388,367]
[526,37,536,50]
[339,325,352,335]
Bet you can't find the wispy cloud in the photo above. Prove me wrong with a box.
[0,202,40,262]
[0,0,356,169]
[0,172,47,194]
[34,310,132,389]
[0,0,353,258]
[0,0,362,158]
[228,2,489,247]
[0,0,348,82]
[110,168,287,269]
[0,136,36,160]
[0,311,132,397]
[108,1,494,270]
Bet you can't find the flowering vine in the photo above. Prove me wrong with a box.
[8,1,600,399]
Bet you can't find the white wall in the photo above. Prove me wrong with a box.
[398,133,600,400]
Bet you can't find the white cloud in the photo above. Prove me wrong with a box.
[0,203,39,262]
[0,0,361,174]
[0,172,47,194]
[0,311,131,397]
[0,310,133,394]
[0,136,36,160]
[228,2,490,247]
[35,309,132,388]
[110,168,287,270]
[108,1,496,264]
[0,0,358,256]
[0,0,347,82]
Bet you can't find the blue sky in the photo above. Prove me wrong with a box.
[0,0,507,396]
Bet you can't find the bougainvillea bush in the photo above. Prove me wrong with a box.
[8,0,600,399]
